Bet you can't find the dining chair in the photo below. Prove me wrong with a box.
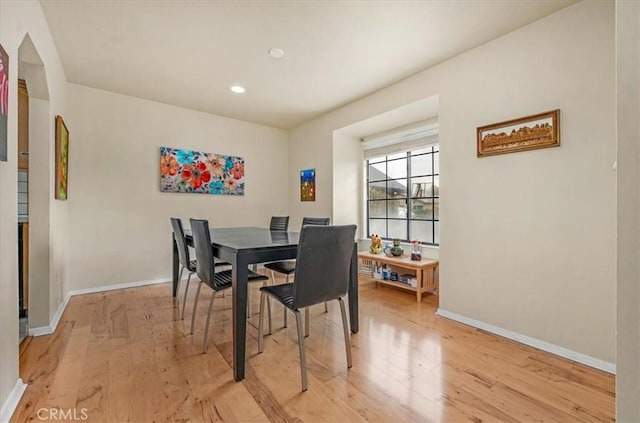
[246,215,290,319]
[257,224,357,391]
[264,217,330,332]
[269,216,290,231]
[170,218,233,320]
[189,218,270,353]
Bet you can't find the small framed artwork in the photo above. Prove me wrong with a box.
[55,115,69,200]
[0,43,9,162]
[477,109,560,157]
[300,168,315,201]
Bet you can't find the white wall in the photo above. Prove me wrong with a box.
[0,0,68,414]
[616,0,640,419]
[65,83,289,291]
[332,132,362,231]
[289,0,616,364]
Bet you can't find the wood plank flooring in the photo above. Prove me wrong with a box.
[12,275,615,422]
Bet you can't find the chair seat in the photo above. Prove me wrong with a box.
[214,260,232,267]
[248,270,269,282]
[264,260,296,275]
[260,283,295,310]
[211,268,267,289]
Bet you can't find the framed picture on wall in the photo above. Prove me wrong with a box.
[477,109,560,157]
[300,168,315,201]
[55,115,69,200]
[0,43,9,162]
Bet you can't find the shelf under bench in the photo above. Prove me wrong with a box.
[357,251,439,302]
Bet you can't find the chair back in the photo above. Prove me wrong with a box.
[189,219,216,288]
[170,218,191,268]
[292,224,356,309]
[301,217,330,227]
[269,216,290,231]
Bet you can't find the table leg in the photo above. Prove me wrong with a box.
[232,253,249,381]
[416,268,423,303]
[348,243,359,333]
[172,234,179,297]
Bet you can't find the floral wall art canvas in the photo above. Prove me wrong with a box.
[160,147,245,195]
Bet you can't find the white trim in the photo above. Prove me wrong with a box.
[28,277,172,337]
[0,378,27,423]
[435,308,616,374]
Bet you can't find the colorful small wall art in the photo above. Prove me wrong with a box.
[300,168,315,201]
[0,43,9,162]
[160,147,245,195]
[55,116,69,200]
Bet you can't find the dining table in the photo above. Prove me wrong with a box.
[172,226,359,381]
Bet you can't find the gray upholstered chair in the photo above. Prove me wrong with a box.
[258,224,357,391]
[189,218,269,353]
[264,217,330,332]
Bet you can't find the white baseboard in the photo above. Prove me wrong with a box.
[0,378,27,423]
[28,277,173,337]
[435,308,616,374]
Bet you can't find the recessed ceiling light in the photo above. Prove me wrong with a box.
[268,48,285,59]
[230,85,245,94]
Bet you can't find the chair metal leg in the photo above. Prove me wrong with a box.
[324,302,328,313]
[283,273,290,328]
[258,292,266,353]
[305,307,310,338]
[262,280,272,335]
[294,310,308,392]
[247,283,251,318]
[181,272,193,320]
[190,281,203,335]
[338,297,352,368]
[203,291,219,353]
[175,266,184,307]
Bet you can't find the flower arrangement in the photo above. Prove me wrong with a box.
[411,239,422,261]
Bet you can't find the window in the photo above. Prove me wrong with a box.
[367,145,439,245]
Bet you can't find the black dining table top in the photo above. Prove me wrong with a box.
[184,226,300,251]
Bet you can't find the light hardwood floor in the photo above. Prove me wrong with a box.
[13,275,614,422]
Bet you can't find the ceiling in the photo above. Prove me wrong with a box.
[40,0,576,129]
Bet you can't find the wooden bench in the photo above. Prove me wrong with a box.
[358,251,439,303]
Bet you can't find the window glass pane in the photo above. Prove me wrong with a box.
[410,220,434,244]
[388,199,407,218]
[434,151,439,174]
[387,152,406,160]
[368,181,387,199]
[369,200,386,218]
[410,176,433,197]
[433,144,439,153]
[388,220,407,240]
[388,179,407,198]
[433,175,440,197]
[369,219,386,238]
[411,146,432,156]
[411,198,433,219]
[368,156,385,164]
[387,158,407,179]
[434,221,440,244]
[434,197,440,219]
[368,162,386,181]
[411,154,432,176]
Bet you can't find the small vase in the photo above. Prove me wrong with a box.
[390,246,404,256]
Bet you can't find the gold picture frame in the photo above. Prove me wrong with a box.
[477,109,560,157]
[55,115,69,200]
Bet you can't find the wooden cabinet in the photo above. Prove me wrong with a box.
[18,79,29,171]
[358,251,439,302]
